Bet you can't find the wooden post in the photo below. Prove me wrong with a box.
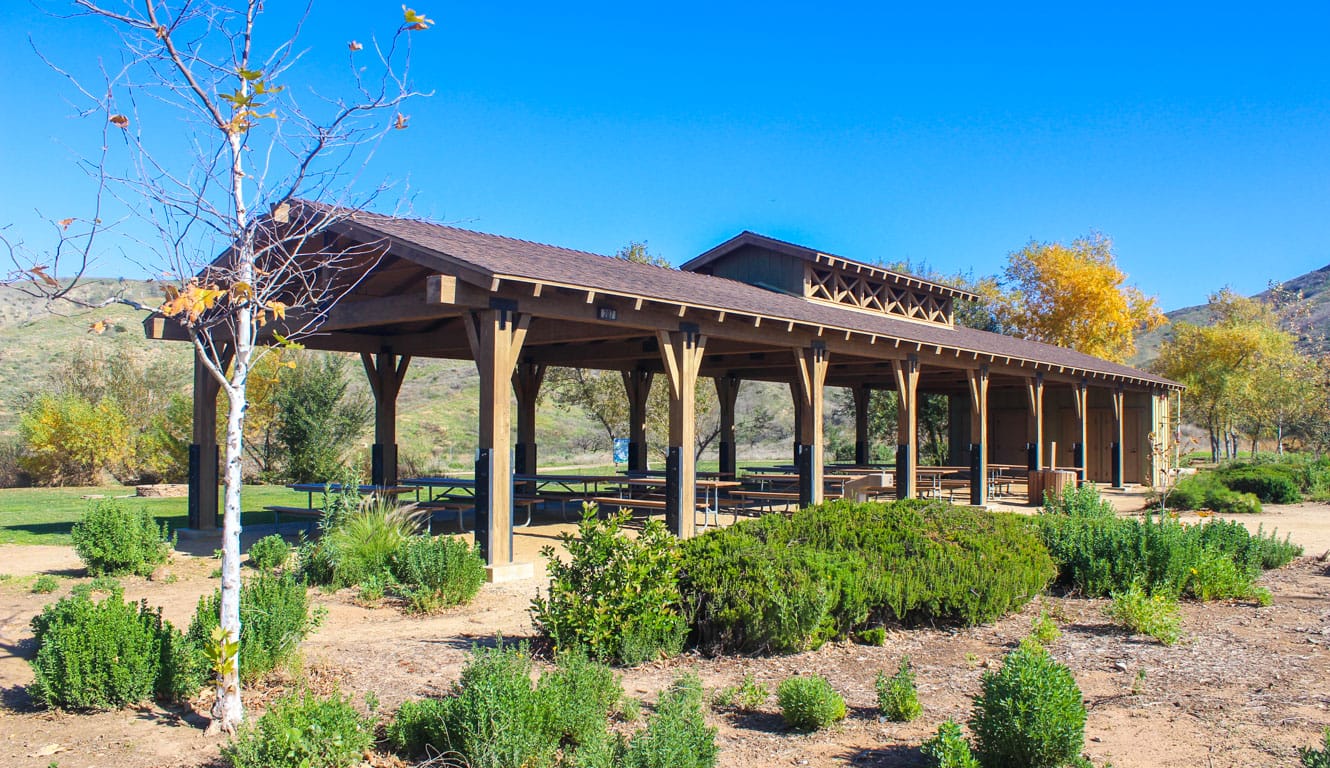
[658,327,706,538]
[1025,374,1044,472]
[792,344,829,507]
[621,368,653,472]
[361,347,411,487]
[788,380,803,463]
[188,345,229,531]
[852,385,871,465]
[714,375,740,478]
[1073,379,1089,484]
[465,307,530,576]
[968,365,989,506]
[893,355,920,499]
[1111,386,1126,489]
[512,362,546,482]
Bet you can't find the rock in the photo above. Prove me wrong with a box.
[135,484,188,498]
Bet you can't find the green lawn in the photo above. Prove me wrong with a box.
[0,485,299,545]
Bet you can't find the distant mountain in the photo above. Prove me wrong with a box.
[1132,262,1330,366]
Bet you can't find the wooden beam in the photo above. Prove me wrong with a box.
[893,355,920,498]
[967,366,989,506]
[792,344,830,506]
[714,375,741,478]
[621,368,654,472]
[1026,374,1044,470]
[658,329,707,538]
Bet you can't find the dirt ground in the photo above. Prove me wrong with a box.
[1,493,1327,768]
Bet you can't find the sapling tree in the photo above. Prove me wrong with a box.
[16,0,432,732]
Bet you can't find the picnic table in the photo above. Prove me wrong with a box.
[266,483,416,530]
[590,476,743,528]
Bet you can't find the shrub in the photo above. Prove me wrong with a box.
[187,573,321,683]
[922,720,980,768]
[776,675,846,731]
[1169,472,1262,513]
[305,499,423,589]
[856,627,887,646]
[1216,464,1302,504]
[536,648,625,754]
[1036,512,1300,599]
[385,697,451,758]
[223,689,374,768]
[711,674,768,711]
[71,499,173,576]
[969,640,1085,768]
[876,656,922,722]
[681,500,1055,654]
[274,353,371,484]
[18,393,132,485]
[623,673,718,768]
[532,507,687,665]
[1041,482,1115,518]
[1105,584,1182,646]
[390,534,486,613]
[1301,728,1330,768]
[1030,610,1061,646]
[28,587,196,709]
[31,574,60,594]
[247,534,292,571]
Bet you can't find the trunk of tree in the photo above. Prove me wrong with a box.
[211,333,249,733]
[1208,425,1219,462]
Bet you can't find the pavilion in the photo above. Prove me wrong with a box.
[147,205,1182,580]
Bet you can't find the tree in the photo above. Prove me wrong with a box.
[998,233,1164,362]
[274,352,371,482]
[28,0,431,732]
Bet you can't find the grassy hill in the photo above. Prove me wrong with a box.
[1132,262,1330,366]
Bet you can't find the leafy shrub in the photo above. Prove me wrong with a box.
[1187,548,1266,602]
[1216,464,1302,504]
[1169,472,1262,513]
[274,353,371,484]
[922,720,980,768]
[532,507,687,665]
[1041,482,1115,518]
[28,587,196,709]
[1301,728,1330,768]
[18,392,132,485]
[1036,512,1300,599]
[31,574,60,594]
[856,627,887,646]
[247,534,291,571]
[623,673,718,768]
[390,534,486,613]
[187,573,321,683]
[877,656,922,722]
[71,499,172,576]
[777,675,846,731]
[969,640,1085,768]
[681,500,1055,654]
[223,689,374,768]
[137,393,191,484]
[303,499,423,589]
[1105,584,1182,646]
[1030,610,1061,646]
[711,674,768,711]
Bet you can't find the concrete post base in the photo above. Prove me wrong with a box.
[485,561,535,583]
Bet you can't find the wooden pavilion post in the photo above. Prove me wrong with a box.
[788,381,802,463]
[893,355,920,499]
[1073,379,1089,484]
[714,375,741,479]
[852,385,872,465]
[465,306,530,577]
[1111,386,1126,489]
[621,368,653,472]
[1025,374,1044,472]
[792,344,829,507]
[658,327,706,539]
[967,366,990,506]
[188,344,230,531]
[512,362,546,485]
[361,346,411,487]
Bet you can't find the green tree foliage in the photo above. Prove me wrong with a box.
[223,689,375,768]
[274,353,371,482]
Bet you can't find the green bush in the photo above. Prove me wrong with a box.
[1041,482,1115,518]
[532,507,687,665]
[247,534,292,571]
[1105,584,1182,646]
[1036,512,1300,599]
[1216,464,1302,504]
[28,587,197,709]
[1301,728,1330,768]
[623,673,718,768]
[711,674,768,711]
[777,675,846,731]
[303,499,423,589]
[31,574,60,594]
[390,534,486,613]
[681,500,1055,654]
[969,640,1085,768]
[1030,610,1061,646]
[274,353,371,484]
[856,627,887,646]
[187,573,321,683]
[1168,472,1262,513]
[922,720,980,768]
[223,689,374,768]
[876,656,922,722]
[71,499,173,576]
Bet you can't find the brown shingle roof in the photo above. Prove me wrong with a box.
[340,207,1180,390]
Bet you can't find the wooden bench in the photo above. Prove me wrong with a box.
[727,490,800,512]
[419,497,541,532]
[263,505,323,531]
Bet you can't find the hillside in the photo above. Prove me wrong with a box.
[1132,261,1330,365]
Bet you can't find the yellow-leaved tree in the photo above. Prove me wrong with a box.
[998,233,1165,362]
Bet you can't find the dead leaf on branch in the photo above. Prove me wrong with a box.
[349,40,363,51]
[394,113,409,130]
[402,6,433,30]
[109,114,129,128]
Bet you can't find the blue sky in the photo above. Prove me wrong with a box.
[2,1,1328,310]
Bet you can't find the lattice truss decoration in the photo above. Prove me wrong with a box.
[806,265,953,324]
